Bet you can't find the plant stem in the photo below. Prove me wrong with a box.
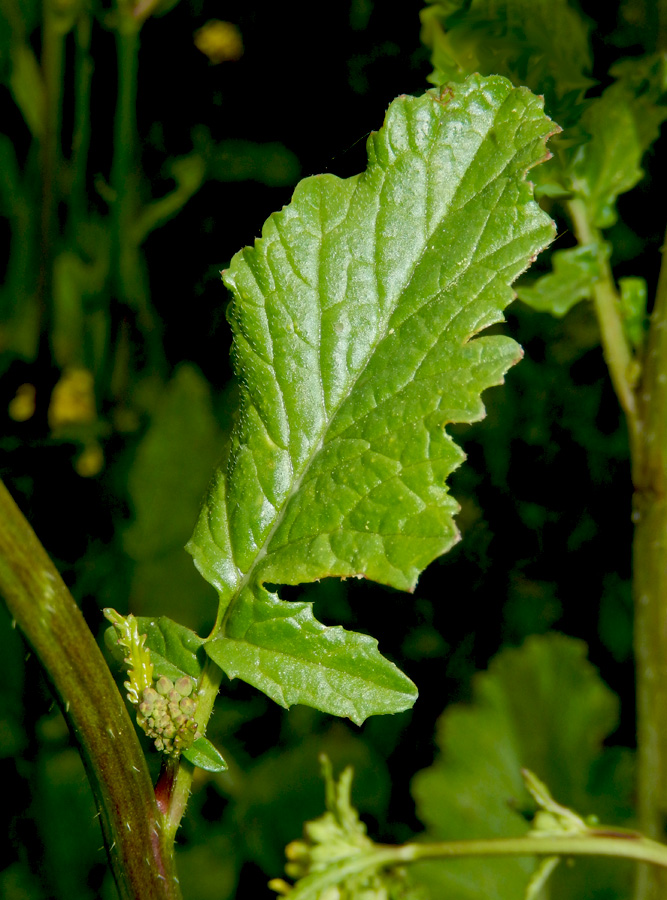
[0,480,182,900]
[567,198,640,459]
[632,219,667,900]
[70,10,94,223]
[163,656,224,843]
[38,0,66,360]
[279,830,667,900]
[108,7,165,394]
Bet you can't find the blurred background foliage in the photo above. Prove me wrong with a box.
[0,0,663,898]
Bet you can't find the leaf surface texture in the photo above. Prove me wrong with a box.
[188,76,557,722]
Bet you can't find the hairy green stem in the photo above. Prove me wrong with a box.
[0,480,182,900]
[632,220,667,900]
[567,198,639,459]
[163,656,224,843]
[280,830,667,900]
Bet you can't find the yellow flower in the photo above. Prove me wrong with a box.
[8,383,36,422]
[194,20,243,64]
[48,367,96,429]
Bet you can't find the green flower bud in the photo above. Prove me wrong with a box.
[132,672,200,758]
[179,696,196,716]
[174,676,194,697]
[156,676,174,696]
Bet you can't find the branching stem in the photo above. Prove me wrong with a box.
[280,830,667,900]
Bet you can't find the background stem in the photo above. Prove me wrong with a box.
[566,198,639,459]
[109,12,165,391]
[0,480,182,900]
[71,10,93,223]
[38,0,65,361]
[280,831,667,900]
[632,221,667,900]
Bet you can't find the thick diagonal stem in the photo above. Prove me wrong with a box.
[0,480,181,900]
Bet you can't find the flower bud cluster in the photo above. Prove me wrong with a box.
[136,675,198,756]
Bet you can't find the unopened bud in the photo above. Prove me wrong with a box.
[156,676,174,696]
[179,696,196,716]
[174,676,194,697]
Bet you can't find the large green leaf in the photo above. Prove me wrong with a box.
[188,76,557,722]
[410,634,633,900]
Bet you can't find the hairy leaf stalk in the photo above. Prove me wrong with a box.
[0,480,182,900]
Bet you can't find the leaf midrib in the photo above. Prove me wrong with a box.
[216,86,524,636]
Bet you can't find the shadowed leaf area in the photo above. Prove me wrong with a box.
[411,634,634,900]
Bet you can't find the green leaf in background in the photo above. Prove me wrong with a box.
[607,54,667,159]
[516,242,610,318]
[188,76,557,721]
[567,57,667,230]
[196,133,301,187]
[122,364,222,628]
[419,3,666,232]
[410,634,633,900]
[231,727,391,876]
[420,0,593,122]
[0,0,44,138]
[571,92,645,230]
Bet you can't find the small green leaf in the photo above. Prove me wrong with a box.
[516,242,610,318]
[571,92,645,229]
[181,736,227,773]
[189,76,557,719]
[105,615,204,681]
[205,588,417,725]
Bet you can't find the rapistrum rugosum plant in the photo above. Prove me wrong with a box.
[1,3,667,900]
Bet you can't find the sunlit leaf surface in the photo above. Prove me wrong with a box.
[188,75,557,722]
